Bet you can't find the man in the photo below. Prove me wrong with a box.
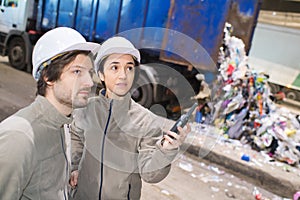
[0,27,100,199]
[70,36,190,199]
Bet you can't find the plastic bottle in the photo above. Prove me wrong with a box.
[241,154,250,162]
[195,109,203,123]
[253,187,262,200]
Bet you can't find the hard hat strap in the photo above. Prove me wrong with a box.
[35,52,67,80]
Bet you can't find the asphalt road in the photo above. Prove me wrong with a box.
[0,56,287,199]
[0,57,36,121]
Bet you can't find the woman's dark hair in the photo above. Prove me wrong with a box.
[36,50,93,96]
[97,55,140,88]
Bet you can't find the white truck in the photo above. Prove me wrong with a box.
[0,0,37,72]
[248,10,300,102]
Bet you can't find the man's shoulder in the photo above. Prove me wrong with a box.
[13,97,43,123]
[0,115,35,147]
[0,116,36,172]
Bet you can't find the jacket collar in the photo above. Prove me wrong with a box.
[35,95,72,126]
[99,89,131,110]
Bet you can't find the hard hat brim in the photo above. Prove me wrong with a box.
[63,42,101,56]
[33,42,100,81]
[96,46,140,65]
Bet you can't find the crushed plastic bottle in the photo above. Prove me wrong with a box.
[195,109,203,123]
[253,187,262,200]
[160,189,170,196]
[241,154,250,162]
[178,162,193,172]
[210,186,220,192]
[208,165,225,175]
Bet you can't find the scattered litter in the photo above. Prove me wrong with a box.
[241,154,250,162]
[191,22,300,167]
[283,165,291,172]
[208,165,225,175]
[178,162,193,172]
[251,158,263,167]
[199,162,206,167]
[225,189,236,198]
[294,191,300,200]
[160,189,170,196]
[253,187,262,200]
[211,186,220,192]
[234,184,248,191]
[200,175,223,183]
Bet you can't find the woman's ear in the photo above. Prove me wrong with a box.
[99,73,105,82]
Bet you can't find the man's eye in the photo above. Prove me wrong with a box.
[127,66,134,71]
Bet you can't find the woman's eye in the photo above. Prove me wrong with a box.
[74,69,81,74]
[111,65,118,71]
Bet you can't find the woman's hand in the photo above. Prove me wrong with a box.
[162,123,191,150]
[69,170,79,188]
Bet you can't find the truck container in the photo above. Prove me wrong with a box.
[0,0,261,112]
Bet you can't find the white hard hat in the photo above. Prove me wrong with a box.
[32,27,100,81]
[95,36,140,72]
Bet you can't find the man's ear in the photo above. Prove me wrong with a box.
[44,77,54,86]
[46,81,54,86]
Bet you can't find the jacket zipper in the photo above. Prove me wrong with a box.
[60,126,69,200]
[99,100,113,200]
[127,184,131,200]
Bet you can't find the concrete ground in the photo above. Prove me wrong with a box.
[185,128,300,198]
[1,56,299,199]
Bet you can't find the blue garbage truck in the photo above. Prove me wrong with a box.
[0,0,261,110]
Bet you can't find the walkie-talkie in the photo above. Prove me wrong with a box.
[167,102,198,138]
[161,103,197,143]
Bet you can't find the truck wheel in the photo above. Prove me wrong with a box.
[268,83,280,94]
[131,73,153,108]
[8,37,27,70]
[282,88,299,101]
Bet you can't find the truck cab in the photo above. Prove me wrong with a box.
[0,0,24,33]
[0,0,36,71]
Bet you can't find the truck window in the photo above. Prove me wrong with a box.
[4,0,18,7]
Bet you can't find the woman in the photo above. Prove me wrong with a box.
[70,36,190,199]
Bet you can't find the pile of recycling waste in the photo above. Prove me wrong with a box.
[193,23,300,166]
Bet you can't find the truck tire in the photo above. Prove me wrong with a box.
[268,83,280,94]
[131,72,153,108]
[282,88,299,101]
[8,37,27,70]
